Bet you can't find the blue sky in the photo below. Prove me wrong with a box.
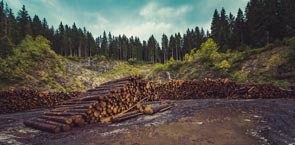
[6,0,249,41]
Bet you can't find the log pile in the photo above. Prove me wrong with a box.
[24,76,160,133]
[156,78,238,99]
[156,78,294,99]
[235,84,293,99]
[23,77,293,133]
[0,89,79,114]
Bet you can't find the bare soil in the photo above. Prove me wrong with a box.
[0,99,295,145]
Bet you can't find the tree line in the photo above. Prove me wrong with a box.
[211,0,295,51]
[95,28,208,63]
[1,0,295,63]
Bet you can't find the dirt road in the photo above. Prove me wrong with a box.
[0,99,294,145]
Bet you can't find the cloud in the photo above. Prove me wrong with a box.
[139,2,192,22]
[85,13,111,35]
[5,0,22,10]
[85,1,194,40]
[5,0,249,42]
[98,1,193,41]
[112,21,173,41]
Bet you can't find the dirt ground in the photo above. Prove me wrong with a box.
[0,99,295,145]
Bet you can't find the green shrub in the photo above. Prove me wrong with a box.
[217,60,231,70]
[231,70,250,82]
[93,54,107,61]
[164,57,175,69]
[127,58,137,65]
[0,35,63,81]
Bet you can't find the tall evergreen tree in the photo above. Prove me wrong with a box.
[211,9,220,43]
[101,31,108,57]
[0,0,5,35]
[161,34,168,63]
[147,35,157,63]
[245,0,266,47]
[32,15,42,37]
[6,8,18,44]
[168,35,175,59]
[41,18,49,38]
[232,9,245,49]
[16,5,32,43]
[57,22,64,55]
[219,8,230,52]
[142,40,147,61]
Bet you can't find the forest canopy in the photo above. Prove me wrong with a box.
[0,0,295,63]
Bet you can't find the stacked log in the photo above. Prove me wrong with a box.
[0,89,79,114]
[156,78,237,99]
[23,77,294,133]
[24,76,159,133]
[156,78,294,99]
[239,84,294,99]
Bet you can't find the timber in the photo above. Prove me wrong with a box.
[23,77,293,133]
[0,89,79,114]
[24,76,159,133]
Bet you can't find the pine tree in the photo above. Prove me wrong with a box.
[174,33,182,60]
[101,31,108,57]
[57,22,64,55]
[232,9,245,49]
[86,32,96,57]
[264,0,284,43]
[219,8,230,52]
[108,32,114,58]
[41,18,49,38]
[6,8,18,44]
[147,35,157,63]
[64,24,72,56]
[211,9,220,43]
[32,15,42,37]
[0,0,5,36]
[16,5,32,43]
[142,40,147,61]
[168,35,175,59]
[71,23,77,56]
[121,35,128,60]
[195,26,203,50]
[245,0,266,47]
[135,37,143,61]
[161,34,168,63]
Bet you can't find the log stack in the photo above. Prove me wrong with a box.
[237,84,294,99]
[156,78,294,99]
[156,78,238,99]
[0,89,79,114]
[23,77,294,133]
[24,76,159,133]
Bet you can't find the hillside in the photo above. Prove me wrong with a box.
[0,36,294,92]
[147,37,295,87]
[0,36,151,92]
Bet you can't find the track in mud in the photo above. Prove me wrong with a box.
[0,99,294,145]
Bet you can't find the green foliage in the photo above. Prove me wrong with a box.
[197,38,220,62]
[93,54,107,61]
[164,57,175,69]
[184,38,219,63]
[183,38,231,70]
[127,58,137,65]
[271,80,290,88]
[217,60,231,70]
[231,70,250,82]
[0,35,63,81]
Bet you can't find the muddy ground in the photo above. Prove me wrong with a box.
[0,99,295,145]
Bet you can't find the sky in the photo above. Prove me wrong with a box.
[6,0,249,41]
